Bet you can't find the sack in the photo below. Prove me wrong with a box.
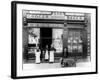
[61,58,76,67]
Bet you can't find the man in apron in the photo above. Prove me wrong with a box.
[49,44,56,63]
[35,47,41,64]
[44,45,49,62]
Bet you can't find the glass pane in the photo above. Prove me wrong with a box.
[52,29,63,53]
[67,30,83,53]
[28,28,40,54]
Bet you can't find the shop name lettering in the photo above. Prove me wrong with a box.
[27,23,63,27]
[26,14,84,20]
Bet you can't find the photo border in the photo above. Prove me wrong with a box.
[11,1,98,79]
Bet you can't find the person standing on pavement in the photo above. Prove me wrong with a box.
[49,44,56,63]
[44,45,49,62]
[35,47,41,64]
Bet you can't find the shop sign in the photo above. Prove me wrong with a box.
[28,10,52,15]
[27,23,64,27]
[67,16,84,20]
[27,14,84,21]
[26,13,65,20]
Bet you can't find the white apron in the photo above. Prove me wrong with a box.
[45,50,49,60]
[35,50,41,63]
[49,51,54,62]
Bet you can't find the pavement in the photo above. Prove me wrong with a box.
[23,56,91,70]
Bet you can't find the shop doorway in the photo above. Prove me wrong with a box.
[40,28,52,49]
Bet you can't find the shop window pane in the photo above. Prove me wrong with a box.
[28,28,40,54]
[52,29,63,53]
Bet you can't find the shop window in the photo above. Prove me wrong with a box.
[67,30,83,53]
[28,28,40,54]
[52,29,63,53]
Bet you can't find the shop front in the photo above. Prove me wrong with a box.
[22,10,89,62]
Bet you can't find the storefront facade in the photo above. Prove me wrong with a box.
[22,10,90,60]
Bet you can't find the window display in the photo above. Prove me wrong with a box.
[52,29,63,53]
[28,28,40,54]
[67,30,83,54]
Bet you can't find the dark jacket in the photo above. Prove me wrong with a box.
[62,49,68,58]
